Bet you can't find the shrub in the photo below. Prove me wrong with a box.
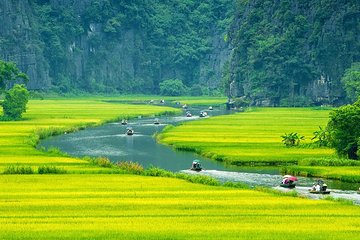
[38,166,67,174]
[2,84,29,119]
[144,167,175,177]
[89,157,113,168]
[116,161,144,174]
[327,100,360,159]
[281,132,304,147]
[3,166,34,174]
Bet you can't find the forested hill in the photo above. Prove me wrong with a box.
[228,0,360,106]
[1,0,360,105]
[0,0,233,94]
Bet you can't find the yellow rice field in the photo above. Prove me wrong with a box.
[159,107,336,164]
[0,98,180,172]
[0,174,359,240]
[0,97,359,239]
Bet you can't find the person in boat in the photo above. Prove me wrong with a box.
[208,106,213,110]
[126,127,134,135]
[282,178,289,184]
[315,184,321,192]
[121,119,127,125]
[154,118,160,125]
[321,183,327,191]
[191,160,202,171]
[186,112,192,117]
[160,99,165,104]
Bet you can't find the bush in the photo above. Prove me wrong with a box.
[3,166,34,174]
[144,167,175,177]
[38,166,67,174]
[159,79,187,96]
[327,99,360,159]
[2,84,29,119]
[116,161,144,174]
[281,132,304,147]
[89,157,113,168]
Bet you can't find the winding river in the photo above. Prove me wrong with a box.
[39,104,360,204]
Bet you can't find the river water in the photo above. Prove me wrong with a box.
[39,104,360,204]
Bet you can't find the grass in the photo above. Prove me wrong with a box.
[0,97,359,239]
[158,107,360,182]
[1,174,359,240]
[159,107,335,165]
[0,98,180,172]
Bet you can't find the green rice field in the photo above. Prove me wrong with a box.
[0,98,180,172]
[0,97,359,239]
[1,174,359,240]
[159,107,335,164]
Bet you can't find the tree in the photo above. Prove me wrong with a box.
[281,132,304,147]
[341,62,360,103]
[326,99,360,159]
[2,84,30,120]
[159,79,187,96]
[311,126,329,147]
[0,61,28,92]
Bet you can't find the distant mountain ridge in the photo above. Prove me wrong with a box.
[1,0,359,106]
[228,0,360,106]
[0,0,232,94]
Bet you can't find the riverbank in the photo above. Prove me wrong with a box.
[158,107,360,183]
[0,98,180,172]
[0,97,359,239]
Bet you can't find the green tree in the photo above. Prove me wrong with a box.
[159,79,187,96]
[327,99,360,159]
[281,132,304,147]
[341,62,360,103]
[0,61,28,92]
[2,84,30,120]
[311,126,329,147]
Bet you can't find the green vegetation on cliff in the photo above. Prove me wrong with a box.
[228,0,360,106]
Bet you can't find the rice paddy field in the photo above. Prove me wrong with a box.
[159,107,335,164]
[0,97,360,239]
[159,107,360,182]
[1,174,359,240]
[0,98,180,172]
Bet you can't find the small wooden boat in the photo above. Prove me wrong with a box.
[280,183,296,188]
[154,118,160,125]
[199,111,207,117]
[126,128,134,135]
[208,106,213,110]
[190,160,202,171]
[121,119,128,125]
[186,112,192,117]
[308,190,330,194]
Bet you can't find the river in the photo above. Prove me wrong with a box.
[39,103,360,204]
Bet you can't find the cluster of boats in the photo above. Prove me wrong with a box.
[122,118,160,136]
[189,162,354,196]
[280,175,331,194]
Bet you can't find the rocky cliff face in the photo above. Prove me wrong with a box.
[229,0,360,106]
[0,0,231,94]
[0,0,50,89]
